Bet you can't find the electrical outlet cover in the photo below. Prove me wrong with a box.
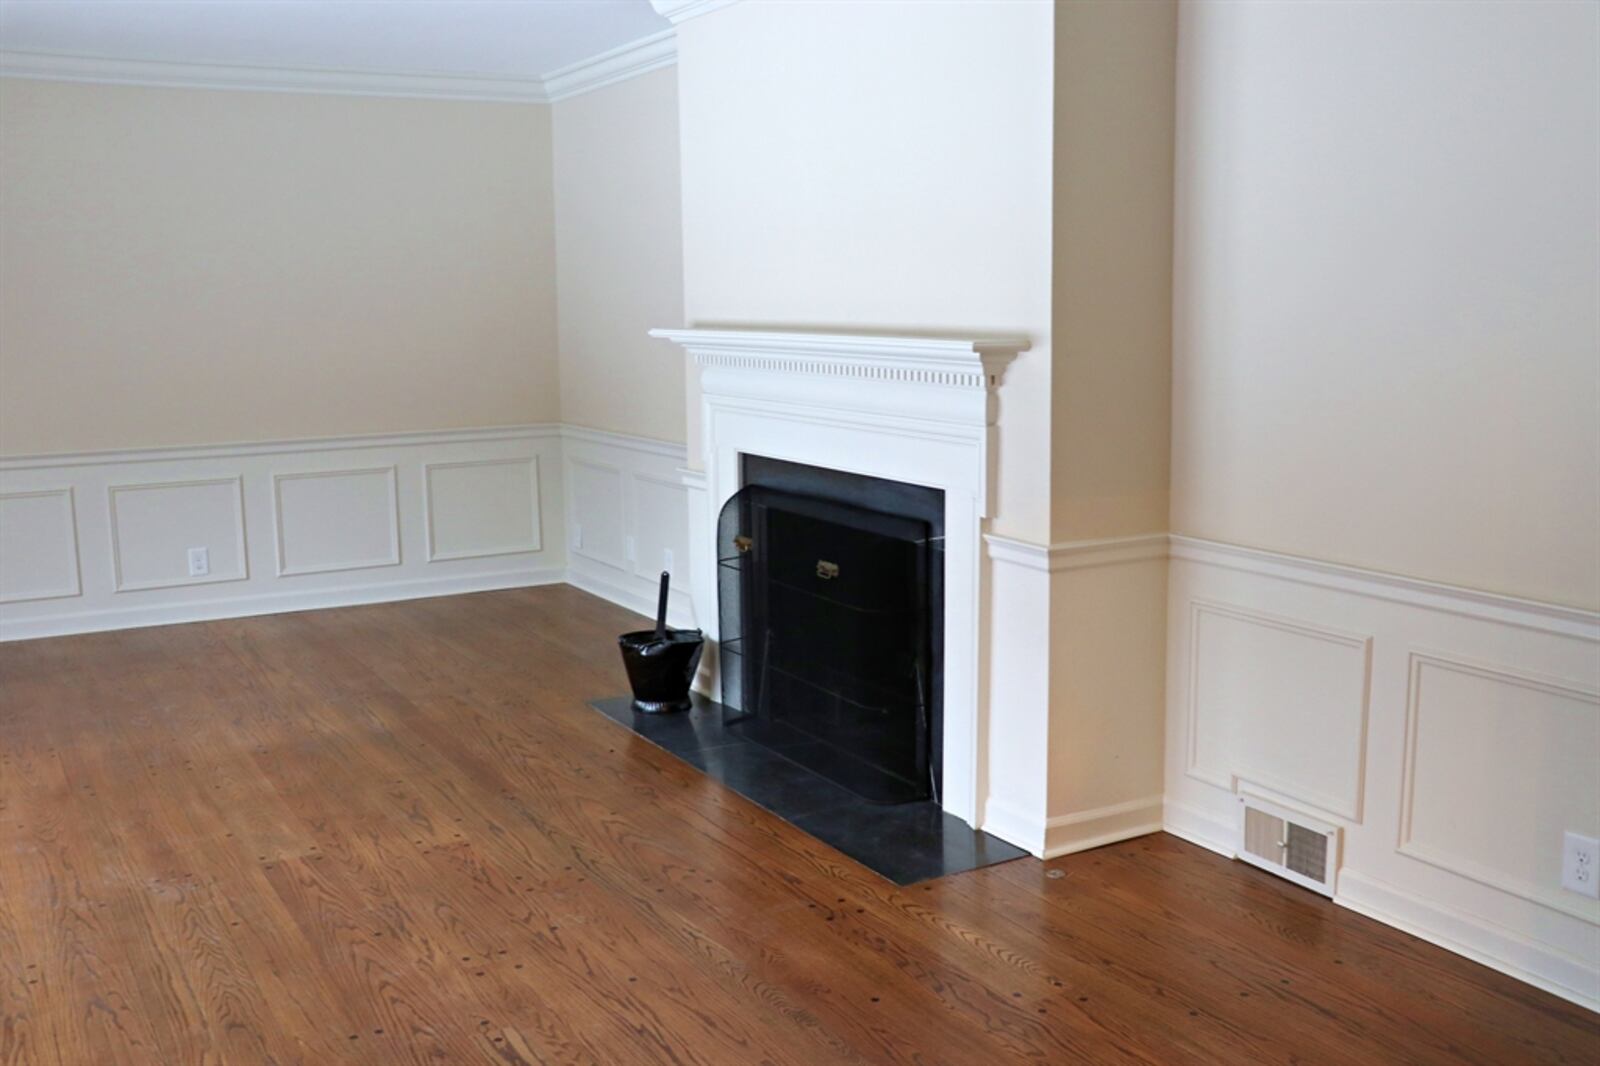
[1561,831,1600,900]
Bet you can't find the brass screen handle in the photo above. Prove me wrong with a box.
[816,560,840,580]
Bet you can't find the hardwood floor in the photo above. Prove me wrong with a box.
[0,586,1593,1065]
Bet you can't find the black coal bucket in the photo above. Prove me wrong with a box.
[618,571,704,714]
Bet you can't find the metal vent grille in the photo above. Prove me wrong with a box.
[1285,822,1328,883]
[1235,793,1339,897]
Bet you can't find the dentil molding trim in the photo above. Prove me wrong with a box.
[649,328,1028,389]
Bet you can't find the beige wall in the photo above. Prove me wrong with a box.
[1050,0,1175,543]
[675,0,1055,539]
[1170,0,1600,609]
[553,67,686,445]
[0,79,559,455]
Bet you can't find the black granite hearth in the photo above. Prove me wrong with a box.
[588,694,1028,885]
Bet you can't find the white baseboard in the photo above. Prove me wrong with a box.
[565,565,696,630]
[1161,797,1237,858]
[1043,794,1164,858]
[982,795,1047,857]
[1337,869,1599,1012]
[0,566,565,641]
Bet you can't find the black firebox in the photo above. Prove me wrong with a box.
[717,456,944,805]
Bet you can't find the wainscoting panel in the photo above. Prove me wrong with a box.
[1165,535,1600,1010]
[0,426,566,641]
[1185,600,1372,823]
[566,458,626,568]
[1399,652,1600,922]
[424,457,542,562]
[0,488,80,603]
[274,466,400,576]
[561,427,694,628]
[109,477,248,592]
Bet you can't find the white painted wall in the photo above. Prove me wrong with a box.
[674,0,1054,540]
[1170,0,1600,610]
[0,79,560,455]
[553,66,687,446]
[1165,0,1600,1010]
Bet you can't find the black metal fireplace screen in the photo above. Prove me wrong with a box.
[717,457,944,805]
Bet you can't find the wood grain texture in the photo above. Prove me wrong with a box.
[0,585,1594,1065]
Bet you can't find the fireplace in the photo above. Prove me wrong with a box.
[649,327,1028,833]
[716,456,944,804]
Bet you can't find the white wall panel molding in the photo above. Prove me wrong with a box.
[1183,599,1373,824]
[273,466,401,577]
[1,425,565,641]
[985,532,1169,572]
[560,426,693,629]
[1171,534,1598,640]
[0,424,563,471]
[0,488,81,603]
[1398,651,1600,922]
[544,30,675,103]
[1165,540,1600,1011]
[108,476,249,592]
[423,457,543,562]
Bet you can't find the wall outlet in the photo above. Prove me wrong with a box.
[186,547,209,577]
[573,523,583,550]
[1561,831,1600,900]
[625,535,636,563]
[662,548,675,573]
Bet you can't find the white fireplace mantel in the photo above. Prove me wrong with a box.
[650,327,1029,829]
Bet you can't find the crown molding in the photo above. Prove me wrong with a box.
[544,29,676,103]
[649,0,744,27]
[0,49,550,103]
[0,31,681,105]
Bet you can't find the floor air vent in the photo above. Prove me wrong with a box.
[1235,793,1339,897]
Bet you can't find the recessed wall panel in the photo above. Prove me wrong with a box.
[274,467,400,576]
[0,489,81,603]
[425,457,541,562]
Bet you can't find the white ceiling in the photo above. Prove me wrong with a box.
[0,0,671,82]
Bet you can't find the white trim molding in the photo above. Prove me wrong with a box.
[0,487,82,604]
[1165,532,1600,1013]
[649,0,743,27]
[984,532,1168,572]
[1170,534,1597,640]
[1044,794,1165,859]
[422,457,544,562]
[0,49,551,103]
[1337,869,1599,1012]
[0,425,564,641]
[544,30,676,102]
[2,29,678,105]
[107,475,250,592]
[271,465,402,577]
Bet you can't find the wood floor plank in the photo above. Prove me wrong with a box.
[1,586,1595,1065]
